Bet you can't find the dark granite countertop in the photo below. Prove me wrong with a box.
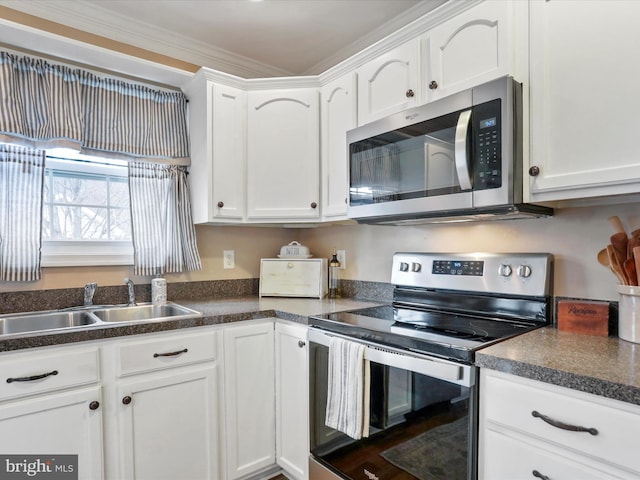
[0,296,382,353]
[476,327,640,406]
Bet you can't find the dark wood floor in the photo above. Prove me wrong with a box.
[268,475,287,480]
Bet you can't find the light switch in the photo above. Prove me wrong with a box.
[223,250,235,269]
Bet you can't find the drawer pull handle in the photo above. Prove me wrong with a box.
[532,470,550,480]
[531,410,598,436]
[153,348,188,358]
[7,370,58,383]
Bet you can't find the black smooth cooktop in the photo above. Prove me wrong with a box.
[309,305,541,363]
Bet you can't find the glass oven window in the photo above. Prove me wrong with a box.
[349,110,465,206]
[310,342,475,480]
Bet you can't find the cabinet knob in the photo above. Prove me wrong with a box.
[405,89,415,98]
[89,401,100,411]
[217,201,224,208]
[122,396,132,405]
[297,340,306,348]
[310,202,317,209]
[529,166,540,177]
[428,81,438,90]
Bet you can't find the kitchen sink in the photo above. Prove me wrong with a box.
[90,303,202,323]
[0,303,202,337]
[0,310,99,336]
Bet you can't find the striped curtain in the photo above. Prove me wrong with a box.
[0,145,45,281]
[128,162,201,276]
[0,51,189,164]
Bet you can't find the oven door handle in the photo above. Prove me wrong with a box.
[308,328,471,387]
[365,346,464,383]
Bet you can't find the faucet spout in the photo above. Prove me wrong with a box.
[124,278,136,306]
[84,282,98,306]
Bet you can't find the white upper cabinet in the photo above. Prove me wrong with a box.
[183,71,246,223]
[423,1,513,102]
[527,0,640,203]
[320,73,357,219]
[356,38,421,125]
[247,88,320,220]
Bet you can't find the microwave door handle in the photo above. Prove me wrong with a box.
[454,109,473,191]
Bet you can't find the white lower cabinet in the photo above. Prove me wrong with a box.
[109,329,220,480]
[0,320,310,480]
[221,319,310,480]
[222,320,276,480]
[479,369,640,480]
[0,345,104,479]
[275,322,309,480]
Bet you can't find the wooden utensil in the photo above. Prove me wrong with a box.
[607,245,626,284]
[610,232,630,284]
[624,258,638,286]
[635,246,640,285]
[597,248,610,266]
[608,215,627,234]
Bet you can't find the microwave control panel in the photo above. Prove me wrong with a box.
[474,99,501,190]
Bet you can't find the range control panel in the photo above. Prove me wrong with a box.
[392,252,552,298]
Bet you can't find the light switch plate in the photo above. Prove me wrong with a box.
[223,250,235,269]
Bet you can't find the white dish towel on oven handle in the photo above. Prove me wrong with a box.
[325,336,371,440]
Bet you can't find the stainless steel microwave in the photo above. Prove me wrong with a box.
[347,76,552,224]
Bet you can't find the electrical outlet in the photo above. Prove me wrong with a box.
[337,250,346,269]
[223,250,235,269]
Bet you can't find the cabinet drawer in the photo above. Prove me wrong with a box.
[482,428,627,480]
[483,372,640,473]
[117,330,217,377]
[0,347,99,401]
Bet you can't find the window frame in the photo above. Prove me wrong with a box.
[41,152,134,267]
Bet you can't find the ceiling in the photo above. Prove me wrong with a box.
[0,0,447,78]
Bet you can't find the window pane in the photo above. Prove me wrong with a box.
[51,175,108,206]
[110,179,130,208]
[43,156,131,242]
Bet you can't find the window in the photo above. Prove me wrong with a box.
[41,149,134,267]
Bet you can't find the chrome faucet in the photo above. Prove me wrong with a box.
[124,278,136,306]
[83,282,98,306]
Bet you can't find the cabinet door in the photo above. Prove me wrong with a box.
[424,0,511,102]
[321,73,357,219]
[0,386,104,480]
[528,0,640,202]
[223,321,275,479]
[357,38,420,125]
[185,73,246,223]
[482,428,627,480]
[116,366,219,480]
[247,89,320,220]
[275,322,309,480]
[211,83,246,220]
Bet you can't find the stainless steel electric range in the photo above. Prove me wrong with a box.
[308,252,553,480]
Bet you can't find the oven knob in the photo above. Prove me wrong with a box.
[517,264,532,278]
[498,264,512,277]
[399,262,409,272]
[411,262,421,272]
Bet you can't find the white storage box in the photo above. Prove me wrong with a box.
[259,258,328,298]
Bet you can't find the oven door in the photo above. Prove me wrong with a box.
[308,328,477,480]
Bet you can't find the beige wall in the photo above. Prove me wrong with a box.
[300,202,640,302]
[2,202,638,302]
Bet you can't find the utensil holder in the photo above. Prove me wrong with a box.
[617,285,640,343]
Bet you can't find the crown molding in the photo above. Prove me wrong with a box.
[0,0,293,78]
[0,18,194,88]
[318,0,483,84]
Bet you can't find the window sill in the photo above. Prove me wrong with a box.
[41,241,133,267]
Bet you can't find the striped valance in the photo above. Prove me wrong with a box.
[0,51,189,165]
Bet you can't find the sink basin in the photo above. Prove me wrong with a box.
[91,303,202,323]
[0,310,98,336]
